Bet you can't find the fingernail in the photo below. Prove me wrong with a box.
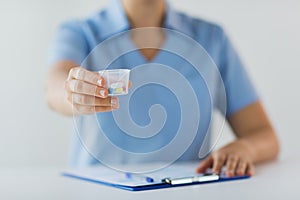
[99,89,106,97]
[97,79,102,86]
[97,78,105,86]
[196,168,202,173]
[227,170,234,177]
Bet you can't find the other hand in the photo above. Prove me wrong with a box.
[196,140,255,177]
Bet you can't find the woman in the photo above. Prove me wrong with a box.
[45,0,279,177]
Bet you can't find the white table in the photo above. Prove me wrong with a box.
[1,156,299,200]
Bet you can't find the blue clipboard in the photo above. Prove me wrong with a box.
[62,163,250,191]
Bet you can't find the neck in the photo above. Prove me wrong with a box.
[121,0,166,28]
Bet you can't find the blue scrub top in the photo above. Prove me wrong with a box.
[49,0,259,167]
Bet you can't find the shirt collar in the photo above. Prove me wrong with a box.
[103,0,186,37]
[104,0,130,37]
[164,2,183,31]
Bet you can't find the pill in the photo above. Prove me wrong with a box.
[108,88,114,94]
[111,82,123,89]
[115,87,123,93]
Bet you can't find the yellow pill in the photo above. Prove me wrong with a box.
[115,87,123,93]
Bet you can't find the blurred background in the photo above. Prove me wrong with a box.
[0,0,299,169]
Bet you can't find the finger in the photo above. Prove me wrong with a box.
[246,163,255,176]
[66,80,108,98]
[69,67,105,87]
[236,160,248,176]
[70,93,119,107]
[196,156,213,173]
[72,103,118,114]
[225,155,239,177]
[212,154,227,174]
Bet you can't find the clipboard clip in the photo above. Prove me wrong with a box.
[162,173,219,185]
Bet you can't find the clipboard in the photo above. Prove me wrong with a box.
[62,162,250,191]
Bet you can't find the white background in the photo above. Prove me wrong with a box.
[0,0,299,169]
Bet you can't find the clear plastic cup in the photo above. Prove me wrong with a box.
[98,69,130,96]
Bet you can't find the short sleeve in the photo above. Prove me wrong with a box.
[48,20,88,66]
[218,29,259,116]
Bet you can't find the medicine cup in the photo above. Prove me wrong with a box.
[98,69,130,96]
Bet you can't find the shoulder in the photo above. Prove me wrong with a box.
[57,8,110,41]
[170,10,227,58]
[174,11,226,42]
[172,11,227,62]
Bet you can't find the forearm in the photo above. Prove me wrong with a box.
[45,61,76,116]
[237,127,280,164]
[228,101,280,164]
